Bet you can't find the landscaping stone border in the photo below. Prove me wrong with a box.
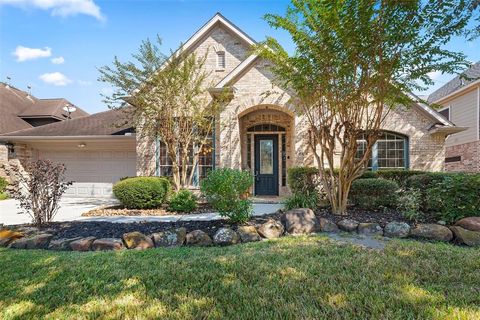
[1,211,479,251]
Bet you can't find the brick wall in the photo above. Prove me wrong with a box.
[445,140,480,172]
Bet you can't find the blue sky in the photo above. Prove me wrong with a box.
[1,0,479,114]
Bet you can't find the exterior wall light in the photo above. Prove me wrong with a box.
[77,143,86,148]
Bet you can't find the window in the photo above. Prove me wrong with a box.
[247,124,286,132]
[217,51,225,69]
[439,107,450,121]
[356,132,408,170]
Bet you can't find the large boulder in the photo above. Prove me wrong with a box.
[92,238,125,251]
[257,219,284,239]
[319,218,339,233]
[185,230,212,246]
[450,226,480,247]
[357,223,383,236]
[410,224,453,242]
[455,217,480,232]
[384,222,411,238]
[70,237,96,251]
[9,233,53,249]
[48,237,82,251]
[123,232,154,250]
[213,228,240,246]
[237,225,261,242]
[0,229,24,247]
[281,208,320,234]
[152,228,187,247]
[337,219,359,232]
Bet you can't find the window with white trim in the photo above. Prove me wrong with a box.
[216,51,225,69]
[356,132,408,170]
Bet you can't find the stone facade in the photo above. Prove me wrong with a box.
[445,140,480,172]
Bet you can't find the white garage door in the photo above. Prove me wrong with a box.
[39,150,136,198]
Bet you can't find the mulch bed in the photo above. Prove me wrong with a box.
[82,203,214,217]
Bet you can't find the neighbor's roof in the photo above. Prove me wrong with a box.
[428,61,480,103]
[0,109,133,137]
[18,98,89,119]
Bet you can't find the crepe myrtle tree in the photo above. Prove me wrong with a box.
[12,159,72,226]
[99,36,225,190]
[258,0,478,215]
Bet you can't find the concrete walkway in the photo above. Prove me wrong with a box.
[0,198,283,225]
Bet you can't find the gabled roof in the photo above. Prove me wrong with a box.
[0,109,132,137]
[428,61,480,103]
[18,98,89,120]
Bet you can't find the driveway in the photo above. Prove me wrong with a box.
[0,197,118,226]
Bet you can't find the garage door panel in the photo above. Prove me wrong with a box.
[39,150,136,198]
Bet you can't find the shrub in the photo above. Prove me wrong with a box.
[349,178,399,210]
[0,177,7,193]
[283,192,319,210]
[200,168,253,223]
[113,177,171,209]
[376,170,425,186]
[405,172,455,211]
[168,189,198,213]
[287,166,319,194]
[397,189,423,221]
[11,159,72,226]
[358,171,378,179]
[426,173,480,224]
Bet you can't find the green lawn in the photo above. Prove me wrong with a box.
[1,236,479,319]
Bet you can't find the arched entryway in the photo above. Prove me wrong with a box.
[239,105,295,196]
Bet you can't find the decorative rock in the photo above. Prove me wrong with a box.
[9,233,53,249]
[0,229,24,247]
[319,218,339,232]
[92,238,125,251]
[455,217,480,232]
[410,224,453,242]
[450,226,480,247]
[257,219,284,239]
[48,237,82,251]
[213,228,240,246]
[281,208,320,234]
[337,219,359,232]
[437,220,447,226]
[70,237,96,251]
[152,228,187,247]
[185,230,212,246]
[357,223,383,236]
[123,232,154,250]
[237,225,261,242]
[384,222,411,238]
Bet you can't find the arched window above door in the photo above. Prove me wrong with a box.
[247,123,286,132]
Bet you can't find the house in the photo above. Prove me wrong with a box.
[428,62,480,172]
[0,13,465,197]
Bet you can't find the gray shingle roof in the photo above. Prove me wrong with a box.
[428,61,480,103]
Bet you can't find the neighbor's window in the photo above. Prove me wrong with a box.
[356,132,408,170]
[217,51,225,69]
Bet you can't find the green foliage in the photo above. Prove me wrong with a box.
[350,179,399,210]
[0,193,8,200]
[287,166,318,194]
[168,189,198,213]
[426,174,480,224]
[113,177,171,209]
[0,177,7,193]
[376,170,424,187]
[358,171,378,179]
[200,168,254,223]
[283,192,319,211]
[397,189,423,221]
[406,172,454,212]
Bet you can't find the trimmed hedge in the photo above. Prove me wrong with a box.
[168,189,198,213]
[113,177,171,209]
[358,170,425,186]
[349,178,399,210]
[287,166,319,194]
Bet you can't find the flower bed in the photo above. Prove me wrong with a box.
[82,202,214,217]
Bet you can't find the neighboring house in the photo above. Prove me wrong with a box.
[0,13,465,197]
[428,62,480,172]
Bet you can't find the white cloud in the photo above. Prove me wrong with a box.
[51,56,65,64]
[0,0,105,21]
[13,46,51,62]
[39,72,72,86]
[427,71,442,81]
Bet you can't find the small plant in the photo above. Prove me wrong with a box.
[200,168,253,223]
[349,178,399,210]
[113,177,171,209]
[283,192,319,210]
[0,177,8,200]
[12,159,72,226]
[397,189,423,221]
[168,189,198,213]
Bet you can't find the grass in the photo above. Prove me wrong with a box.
[1,236,479,319]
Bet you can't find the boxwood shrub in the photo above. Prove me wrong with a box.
[349,178,399,210]
[113,177,171,209]
[287,166,319,194]
[168,189,198,213]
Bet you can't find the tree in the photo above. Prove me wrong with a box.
[99,37,223,190]
[258,0,478,214]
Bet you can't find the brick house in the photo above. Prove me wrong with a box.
[428,62,480,172]
[0,13,465,197]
